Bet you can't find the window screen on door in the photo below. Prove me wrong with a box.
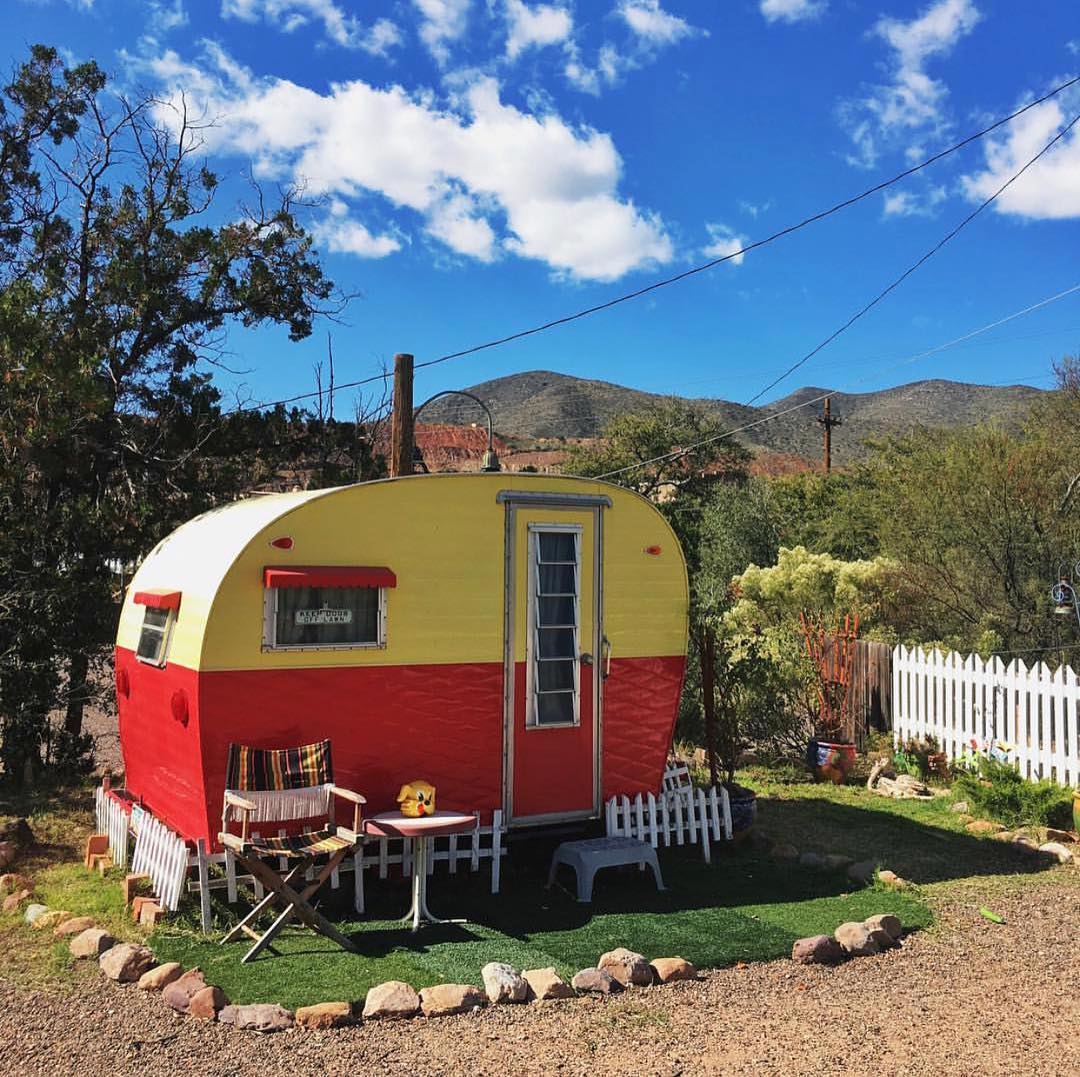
[530,527,580,727]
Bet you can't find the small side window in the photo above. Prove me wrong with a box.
[136,606,174,667]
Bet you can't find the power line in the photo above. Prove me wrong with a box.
[231,74,1080,416]
[592,281,1080,480]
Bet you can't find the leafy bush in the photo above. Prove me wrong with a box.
[952,757,1072,829]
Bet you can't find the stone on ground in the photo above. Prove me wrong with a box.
[877,869,908,889]
[23,903,50,925]
[863,913,903,941]
[481,961,528,1003]
[571,968,620,995]
[522,967,575,1001]
[100,942,156,982]
[1012,837,1040,855]
[138,962,183,991]
[31,910,72,932]
[295,1001,355,1029]
[1038,842,1073,863]
[791,935,844,965]
[226,1002,292,1032]
[2,889,32,912]
[419,984,485,1018]
[53,916,96,938]
[771,843,799,861]
[834,921,882,957]
[951,800,970,813]
[966,820,1004,835]
[0,873,31,894]
[69,928,115,960]
[0,841,16,869]
[1045,828,1075,844]
[361,980,420,1020]
[847,861,876,885]
[649,957,698,982]
[597,947,652,986]
[187,985,229,1020]
[163,969,207,1013]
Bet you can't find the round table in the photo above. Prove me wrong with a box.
[363,810,477,932]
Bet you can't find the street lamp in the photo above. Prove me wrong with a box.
[412,389,501,473]
[1051,561,1080,625]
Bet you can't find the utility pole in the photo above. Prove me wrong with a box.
[817,396,842,473]
[389,352,414,478]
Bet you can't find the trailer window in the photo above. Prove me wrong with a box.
[265,585,386,650]
[136,606,174,667]
[528,526,580,727]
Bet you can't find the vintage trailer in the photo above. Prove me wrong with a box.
[115,473,688,848]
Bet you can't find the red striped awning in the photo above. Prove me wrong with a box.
[263,566,397,590]
[133,589,182,610]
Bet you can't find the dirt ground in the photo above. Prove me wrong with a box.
[1,881,1077,1077]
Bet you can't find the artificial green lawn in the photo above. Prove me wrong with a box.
[150,831,932,1009]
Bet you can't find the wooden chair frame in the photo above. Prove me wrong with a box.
[219,781,367,964]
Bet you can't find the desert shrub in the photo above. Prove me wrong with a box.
[952,758,1072,829]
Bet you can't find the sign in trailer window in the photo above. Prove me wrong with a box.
[275,586,379,646]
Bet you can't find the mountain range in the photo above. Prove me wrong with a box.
[420,371,1045,465]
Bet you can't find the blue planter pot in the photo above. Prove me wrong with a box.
[726,786,757,838]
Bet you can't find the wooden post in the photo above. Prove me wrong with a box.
[701,627,719,788]
[817,395,842,473]
[389,352,414,477]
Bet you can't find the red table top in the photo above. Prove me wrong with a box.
[363,810,477,839]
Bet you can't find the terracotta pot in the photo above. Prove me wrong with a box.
[810,739,856,785]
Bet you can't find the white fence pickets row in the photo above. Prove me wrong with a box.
[187,810,506,933]
[604,787,732,863]
[130,806,189,912]
[94,786,130,870]
[892,645,1080,787]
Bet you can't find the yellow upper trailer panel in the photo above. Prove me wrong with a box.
[118,473,688,672]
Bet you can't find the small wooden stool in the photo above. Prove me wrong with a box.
[546,836,665,903]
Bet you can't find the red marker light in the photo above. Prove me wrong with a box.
[270,536,294,550]
[645,545,662,556]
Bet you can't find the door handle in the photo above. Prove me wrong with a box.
[601,636,612,680]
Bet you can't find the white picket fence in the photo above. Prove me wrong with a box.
[130,806,189,912]
[892,645,1080,787]
[188,811,506,933]
[94,786,130,870]
[604,786,732,864]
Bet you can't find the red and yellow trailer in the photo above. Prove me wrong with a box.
[115,473,688,848]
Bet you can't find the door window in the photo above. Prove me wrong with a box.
[529,527,580,726]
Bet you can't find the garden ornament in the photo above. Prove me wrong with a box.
[397,779,437,818]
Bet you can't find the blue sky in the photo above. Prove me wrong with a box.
[6,0,1080,419]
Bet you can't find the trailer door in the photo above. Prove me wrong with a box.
[499,490,609,825]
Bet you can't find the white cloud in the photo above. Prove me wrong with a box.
[148,0,187,33]
[505,1,572,61]
[760,0,826,26]
[738,199,772,218]
[960,86,1080,220]
[414,0,472,64]
[564,42,624,95]
[314,200,402,257]
[841,0,981,168]
[882,185,947,217]
[618,1,694,45]
[703,223,748,266]
[133,44,673,281]
[221,0,403,55]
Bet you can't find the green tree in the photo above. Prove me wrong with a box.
[0,46,345,783]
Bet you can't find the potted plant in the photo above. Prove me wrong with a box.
[800,611,859,784]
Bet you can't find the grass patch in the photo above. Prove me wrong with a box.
[150,841,931,1010]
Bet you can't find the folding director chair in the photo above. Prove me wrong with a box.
[218,739,366,964]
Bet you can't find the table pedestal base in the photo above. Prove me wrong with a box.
[401,836,466,932]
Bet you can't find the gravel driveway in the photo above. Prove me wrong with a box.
[2,881,1076,1076]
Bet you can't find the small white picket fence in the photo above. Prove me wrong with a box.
[893,645,1080,787]
[94,785,131,870]
[604,786,732,864]
[188,811,506,933]
[130,805,189,912]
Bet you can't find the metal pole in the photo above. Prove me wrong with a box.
[390,353,414,478]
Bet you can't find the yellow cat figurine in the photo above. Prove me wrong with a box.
[396,779,436,818]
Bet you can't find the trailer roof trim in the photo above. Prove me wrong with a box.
[496,490,613,508]
[133,589,182,611]
[263,566,397,590]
